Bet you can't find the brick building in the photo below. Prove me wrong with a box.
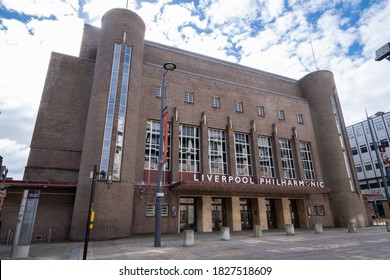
[0,8,369,242]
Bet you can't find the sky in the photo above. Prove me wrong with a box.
[0,0,389,180]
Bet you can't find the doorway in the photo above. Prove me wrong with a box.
[180,197,196,231]
[265,199,277,229]
[212,198,226,230]
[289,199,300,228]
[240,198,253,229]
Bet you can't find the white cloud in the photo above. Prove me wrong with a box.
[0,139,30,180]
[0,0,79,17]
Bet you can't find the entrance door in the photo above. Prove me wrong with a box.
[212,198,226,230]
[240,198,253,229]
[265,199,277,229]
[180,198,196,231]
[289,199,300,228]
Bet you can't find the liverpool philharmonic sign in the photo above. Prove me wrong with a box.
[193,174,325,188]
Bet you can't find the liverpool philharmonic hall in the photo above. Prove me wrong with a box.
[2,8,369,241]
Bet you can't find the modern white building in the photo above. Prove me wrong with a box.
[346,110,390,217]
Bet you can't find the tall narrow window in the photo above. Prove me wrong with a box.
[185,91,194,104]
[257,106,265,117]
[278,110,285,120]
[155,85,162,97]
[179,125,200,172]
[100,43,122,178]
[296,114,303,124]
[279,139,296,179]
[211,97,220,108]
[300,142,315,180]
[234,133,252,176]
[258,136,275,177]
[208,129,227,174]
[113,45,132,181]
[144,120,170,171]
[235,101,243,113]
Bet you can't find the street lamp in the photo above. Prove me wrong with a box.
[83,165,105,260]
[366,110,390,209]
[154,62,176,247]
[375,42,390,62]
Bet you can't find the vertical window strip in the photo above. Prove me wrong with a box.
[234,133,252,176]
[279,139,296,179]
[179,125,200,172]
[258,136,275,177]
[100,43,122,177]
[208,129,228,174]
[300,142,316,180]
[112,45,132,181]
[144,120,171,171]
[331,95,355,192]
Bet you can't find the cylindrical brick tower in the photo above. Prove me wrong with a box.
[70,9,146,240]
[299,71,368,227]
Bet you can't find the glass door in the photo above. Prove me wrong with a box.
[212,198,226,230]
[180,198,196,231]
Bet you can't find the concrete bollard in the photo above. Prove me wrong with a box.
[386,222,390,232]
[285,224,295,236]
[183,230,194,247]
[348,222,357,233]
[253,225,262,237]
[220,227,230,241]
[314,223,323,234]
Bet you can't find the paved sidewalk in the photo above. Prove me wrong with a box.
[1,226,389,260]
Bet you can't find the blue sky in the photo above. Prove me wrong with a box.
[0,0,389,179]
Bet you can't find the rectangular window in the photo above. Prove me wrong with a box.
[155,85,162,97]
[211,97,220,108]
[279,139,296,179]
[144,120,170,171]
[360,144,368,154]
[185,91,194,104]
[355,128,363,137]
[146,203,168,217]
[235,101,243,113]
[355,165,363,173]
[179,125,200,172]
[208,129,228,174]
[312,206,325,216]
[296,114,303,124]
[375,121,384,130]
[364,163,373,171]
[351,147,358,155]
[258,136,275,177]
[257,106,265,117]
[234,133,252,176]
[300,142,316,180]
[380,139,389,148]
[278,110,285,120]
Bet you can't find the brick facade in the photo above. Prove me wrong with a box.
[0,8,369,242]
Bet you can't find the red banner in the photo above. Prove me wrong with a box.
[161,111,168,165]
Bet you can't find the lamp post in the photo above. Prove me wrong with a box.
[154,62,176,247]
[83,165,105,260]
[366,111,390,209]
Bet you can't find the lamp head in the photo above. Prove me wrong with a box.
[163,62,176,71]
